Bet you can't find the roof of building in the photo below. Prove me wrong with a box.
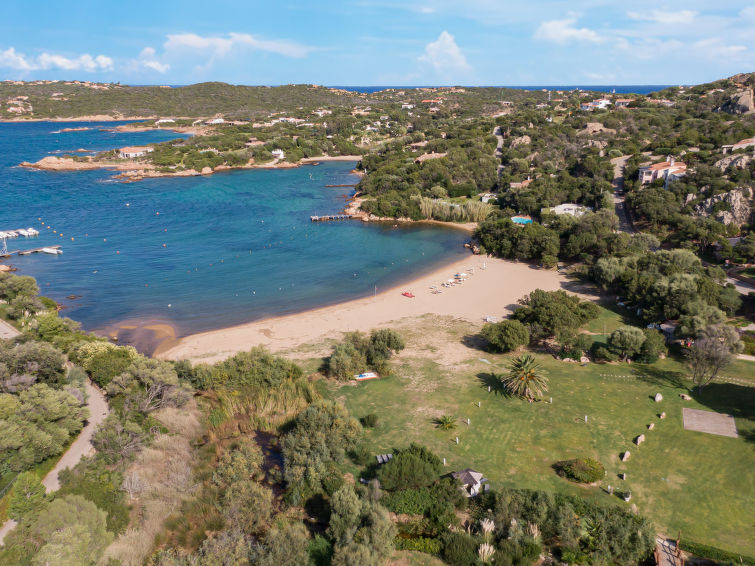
[643,160,687,172]
[452,468,484,485]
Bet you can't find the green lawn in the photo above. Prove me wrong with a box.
[326,315,755,557]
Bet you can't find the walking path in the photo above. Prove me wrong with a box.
[0,319,20,340]
[610,155,635,234]
[0,380,109,544]
[493,126,504,179]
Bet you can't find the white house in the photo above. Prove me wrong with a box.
[549,203,593,217]
[722,138,755,154]
[118,146,154,159]
[639,156,687,187]
[206,118,225,125]
[452,468,487,497]
[614,99,633,108]
[271,149,285,159]
[155,118,175,124]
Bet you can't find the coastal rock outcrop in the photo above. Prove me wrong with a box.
[693,187,753,225]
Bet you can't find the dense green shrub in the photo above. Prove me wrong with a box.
[326,329,405,379]
[638,329,667,363]
[442,532,478,566]
[394,536,442,555]
[86,347,137,387]
[57,457,130,533]
[382,487,437,515]
[554,458,606,483]
[512,289,600,340]
[377,444,443,492]
[481,319,530,352]
[361,413,379,428]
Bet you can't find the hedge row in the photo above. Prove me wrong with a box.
[680,540,755,566]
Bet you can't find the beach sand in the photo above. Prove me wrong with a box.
[156,256,586,364]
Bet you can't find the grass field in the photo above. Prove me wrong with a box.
[323,312,755,557]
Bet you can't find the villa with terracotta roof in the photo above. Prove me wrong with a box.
[722,137,755,154]
[639,156,687,187]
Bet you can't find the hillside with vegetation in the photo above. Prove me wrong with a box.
[1,73,754,566]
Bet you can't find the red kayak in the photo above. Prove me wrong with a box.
[401,291,415,298]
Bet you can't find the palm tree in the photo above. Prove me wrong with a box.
[501,354,548,402]
[435,415,457,430]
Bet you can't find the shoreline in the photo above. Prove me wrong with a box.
[19,154,365,180]
[155,255,581,364]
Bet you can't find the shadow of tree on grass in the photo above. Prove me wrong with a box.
[477,372,511,398]
[633,364,687,389]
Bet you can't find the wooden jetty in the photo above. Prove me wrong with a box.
[16,245,62,256]
[310,214,355,222]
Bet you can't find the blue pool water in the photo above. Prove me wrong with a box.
[511,216,533,225]
[0,122,468,338]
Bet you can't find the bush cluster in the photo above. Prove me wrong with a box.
[554,458,606,483]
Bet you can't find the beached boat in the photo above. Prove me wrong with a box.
[354,372,378,381]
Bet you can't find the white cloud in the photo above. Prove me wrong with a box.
[138,47,170,73]
[534,17,603,43]
[0,47,112,72]
[692,38,747,58]
[740,5,755,18]
[164,32,312,59]
[0,47,34,71]
[627,9,697,25]
[418,31,470,74]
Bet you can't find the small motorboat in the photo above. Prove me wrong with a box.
[401,291,415,298]
[41,247,62,255]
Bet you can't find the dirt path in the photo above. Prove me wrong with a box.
[0,319,20,340]
[0,379,109,544]
[610,155,635,234]
[494,126,504,178]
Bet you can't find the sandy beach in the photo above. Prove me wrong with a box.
[157,256,584,364]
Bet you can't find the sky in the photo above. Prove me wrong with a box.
[0,1,753,86]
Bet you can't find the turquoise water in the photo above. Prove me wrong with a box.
[511,216,533,225]
[0,122,468,338]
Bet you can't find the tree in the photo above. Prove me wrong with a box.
[7,472,45,520]
[686,325,743,391]
[328,485,364,545]
[29,495,113,566]
[512,289,599,340]
[481,319,530,352]
[332,543,379,566]
[501,354,549,402]
[638,329,667,363]
[254,523,310,566]
[91,415,144,464]
[608,326,646,360]
[221,480,273,535]
[377,444,442,491]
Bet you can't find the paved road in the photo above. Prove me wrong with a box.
[0,319,20,340]
[0,380,109,544]
[610,155,635,234]
[727,276,755,296]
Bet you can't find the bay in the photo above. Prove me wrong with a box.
[0,122,468,339]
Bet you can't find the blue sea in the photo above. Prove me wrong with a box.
[0,122,468,344]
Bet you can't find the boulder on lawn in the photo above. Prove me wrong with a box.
[654,393,663,402]
[659,412,666,419]
[634,434,645,445]
[647,423,655,430]
[680,393,692,401]
[621,451,631,461]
